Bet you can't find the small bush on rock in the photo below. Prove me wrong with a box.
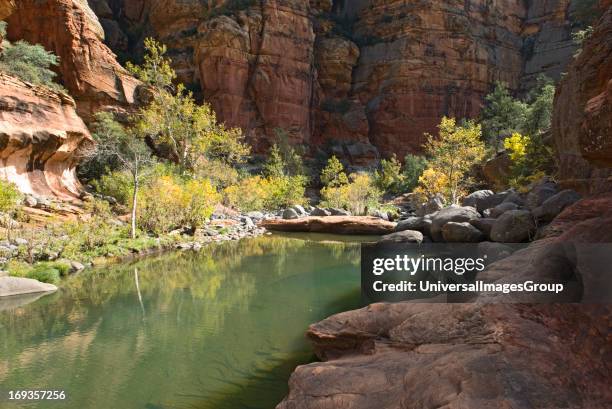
[321,173,382,215]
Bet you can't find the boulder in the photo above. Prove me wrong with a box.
[378,230,424,244]
[372,210,389,221]
[329,208,351,216]
[261,216,395,235]
[502,191,525,206]
[0,276,57,297]
[311,207,332,217]
[490,210,536,243]
[461,190,507,212]
[394,217,425,233]
[416,195,444,217]
[441,222,485,243]
[291,205,307,216]
[282,208,300,220]
[240,216,255,228]
[430,206,480,242]
[246,211,265,220]
[23,195,38,207]
[469,218,496,237]
[533,189,581,222]
[526,179,559,209]
[489,201,519,218]
[69,261,85,273]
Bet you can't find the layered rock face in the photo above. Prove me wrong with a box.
[553,4,612,195]
[0,73,92,199]
[88,0,579,163]
[2,0,140,121]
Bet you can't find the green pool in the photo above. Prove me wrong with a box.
[0,233,369,409]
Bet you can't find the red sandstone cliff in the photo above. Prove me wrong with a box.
[2,0,140,121]
[0,73,92,199]
[553,3,612,194]
[85,0,581,163]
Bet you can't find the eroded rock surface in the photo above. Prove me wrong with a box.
[0,73,92,199]
[3,0,140,121]
[553,4,612,194]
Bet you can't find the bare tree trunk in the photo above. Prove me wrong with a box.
[131,172,139,240]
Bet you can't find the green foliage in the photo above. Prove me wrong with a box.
[224,175,307,212]
[138,173,221,234]
[481,81,528,148]
[7,260,71,285]
[0,179,22,213]
[503,132,554,190]
[126,37,176,90]
[91,169,134,206]
[522,78,555,138]
[0,22,63,91]
[374,154,405,195]
[401,154,428,192]
[320,155,348,188]
[321,173,382,216]
[264,129,306,178]
[421,117,486,204]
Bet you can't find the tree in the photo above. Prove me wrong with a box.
[90,112,155,239]
[132,39,249,174]
[0,21,63,91]
[423,117,486,204]
[320,155,348,188]
[126,37,176,91]
[402,154,428,192]
[0,179,22,241]
[522,77,555,137]
[374,154,405,195]
[481,82,528,149]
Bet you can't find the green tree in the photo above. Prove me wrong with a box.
[126,37,176,91]
[423,117,486,204]
[90,112,155,239]
[374,154,405,195]
[402,154,428,192]
[481,81,528,149]
[522,77,555,137]
[0,21,63,91]
[320,155,348,188]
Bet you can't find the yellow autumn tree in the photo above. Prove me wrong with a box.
[421,117,486,204]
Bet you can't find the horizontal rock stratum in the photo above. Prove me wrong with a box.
[261,216,395,235]
[0,73,93,199]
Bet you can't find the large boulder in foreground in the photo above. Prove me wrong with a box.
[0,276,57,297]
[430,206,480,242]
[261,216,395,235]
[378,230,423,244]
[0,73,93,199]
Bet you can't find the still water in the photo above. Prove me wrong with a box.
[0,233,369,409]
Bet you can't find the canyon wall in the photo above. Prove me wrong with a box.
[85,0,581,163]
[2,0,140,122]
[0,73,92,199]
[552,3,612,194]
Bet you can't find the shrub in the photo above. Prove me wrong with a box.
[481,82,528,148]
[138,174,221,234]
[0,179,22,213]
[414,168,450,203]
[0,22,63,91]
[91,170,134,206]
[321,173,382,215]
[224,175,306,212]
[320,155,348,188]
[402,154,428,192]
[503,133,554,189]
[7,260,69,285]
[374,154,405,195]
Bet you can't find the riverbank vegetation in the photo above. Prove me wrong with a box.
[0,32,558,284]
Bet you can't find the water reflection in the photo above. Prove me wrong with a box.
[0,234,363,409]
